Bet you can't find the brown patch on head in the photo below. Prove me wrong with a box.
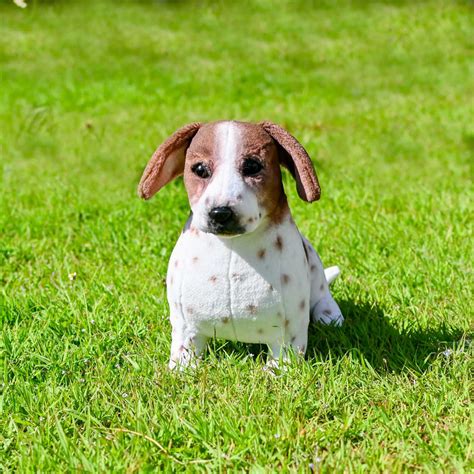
[182,122,224,206]
[218,121,289,225]
[247,304,257,315]
[209,275,218,284]
[281,274,290,285]
[182,120,276,208]
[257,249,266,259]
[274,235,283,251]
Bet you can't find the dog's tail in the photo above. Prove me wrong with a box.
[324,266,340,285]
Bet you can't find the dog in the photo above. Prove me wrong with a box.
[138,120,343,369]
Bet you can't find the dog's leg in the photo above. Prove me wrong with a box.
[311,291,344,326]
[302,236,344,326]
[168,315,208,370]
[266,320,308,369]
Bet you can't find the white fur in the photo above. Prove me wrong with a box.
[167,217,343,369]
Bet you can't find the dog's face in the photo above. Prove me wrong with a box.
[184,122,284,236]
[138,120,321,237]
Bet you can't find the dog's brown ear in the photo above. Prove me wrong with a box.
[260,121,320,202]
[138,122,202,200]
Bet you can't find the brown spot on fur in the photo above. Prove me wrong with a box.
[281,274,290,284]
[299,300,306,310]
[323,309,332,316]
[274,235,283,251]
[257,249,266,259]
[247,304,257,315]
[209,275,218,283]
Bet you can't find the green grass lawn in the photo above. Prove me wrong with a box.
[1,0,473,471]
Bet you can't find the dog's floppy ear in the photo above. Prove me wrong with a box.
[260,121,321,202]
[138,122,202,200]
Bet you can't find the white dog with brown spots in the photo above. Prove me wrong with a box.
[138,120,343,369]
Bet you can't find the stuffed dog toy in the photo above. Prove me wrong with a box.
[138,120,343,369]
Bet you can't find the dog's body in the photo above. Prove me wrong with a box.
[138,120,343,368]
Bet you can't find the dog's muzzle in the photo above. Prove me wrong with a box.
[207,206,245,235]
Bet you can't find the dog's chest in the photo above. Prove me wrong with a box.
[166,220,310,343]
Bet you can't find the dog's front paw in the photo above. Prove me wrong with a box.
[168,347,199,371]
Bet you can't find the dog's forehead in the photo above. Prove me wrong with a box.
[188,121,274,158]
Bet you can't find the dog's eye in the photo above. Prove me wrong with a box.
[191,162,211,179]
[242,157,263,177]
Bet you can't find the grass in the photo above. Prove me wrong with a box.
[1,0,473,471]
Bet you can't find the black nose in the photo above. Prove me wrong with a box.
[209,206,234,224]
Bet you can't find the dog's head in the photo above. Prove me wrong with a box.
[138,121,320,236]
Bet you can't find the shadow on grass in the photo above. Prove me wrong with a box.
[212,299,465,374]
[305,299,465,373]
